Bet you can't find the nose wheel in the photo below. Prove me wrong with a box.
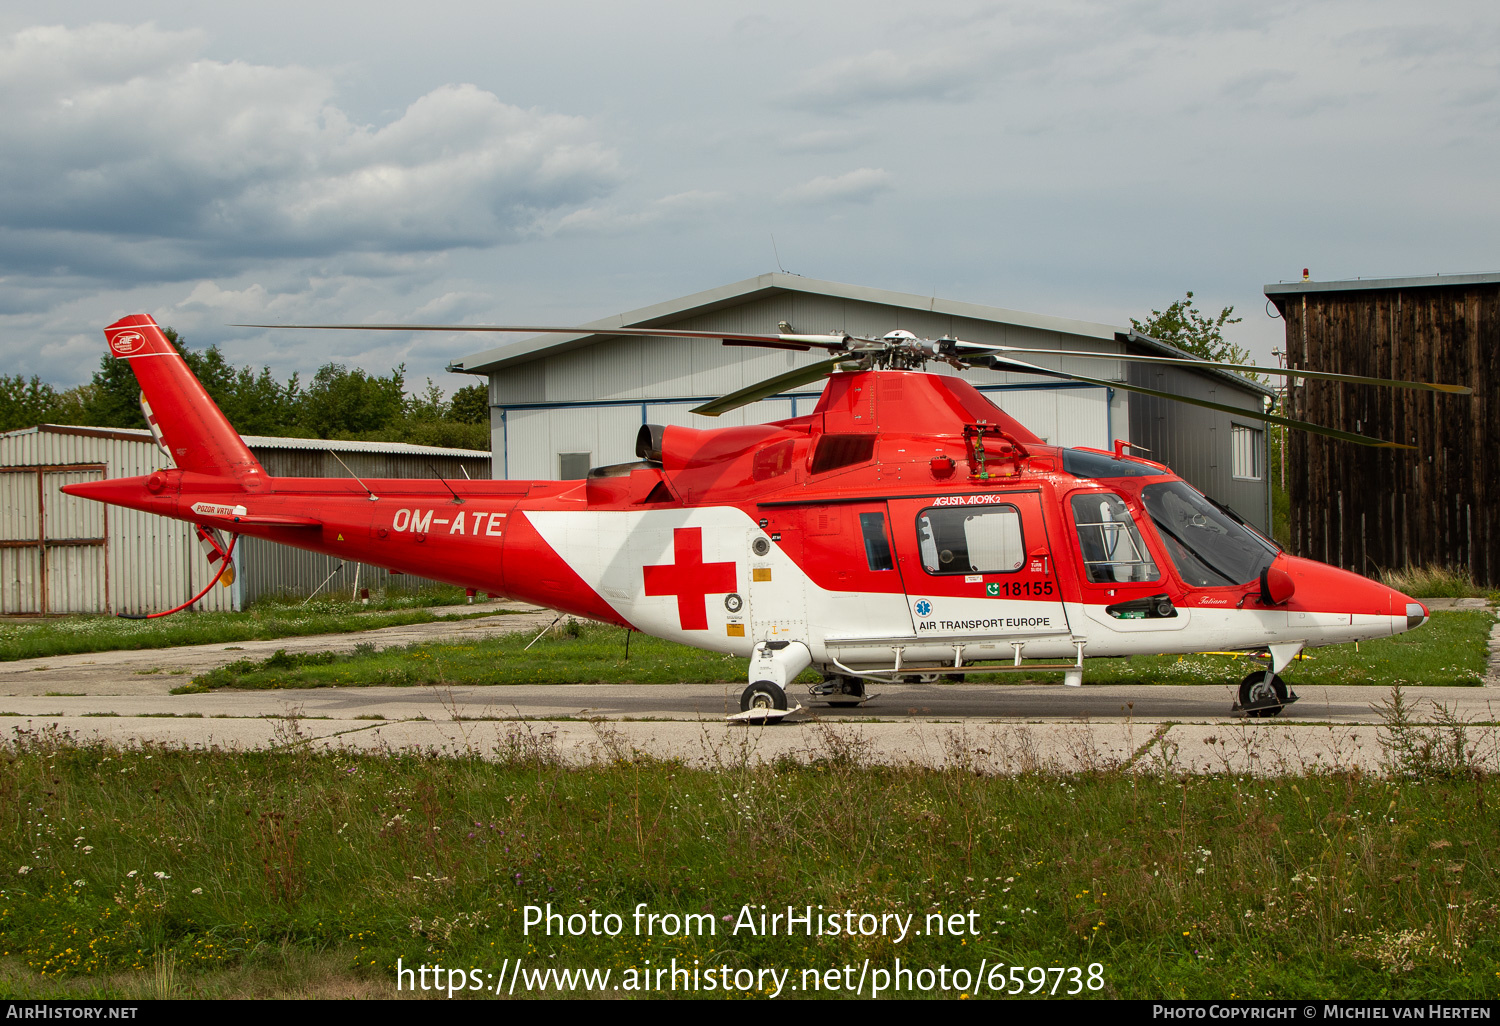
[1234,670,1295,718]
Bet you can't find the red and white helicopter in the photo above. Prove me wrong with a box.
[65,314,1466,719]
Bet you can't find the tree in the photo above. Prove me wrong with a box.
[449,384,489,425]
[298,363,408,438]
[0,375,61,433]
[12,325,488,449]
[1131,291,1250,365]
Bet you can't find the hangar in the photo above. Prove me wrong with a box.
[449,273,1274,529]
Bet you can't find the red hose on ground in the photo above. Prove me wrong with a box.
[118,534,238,620]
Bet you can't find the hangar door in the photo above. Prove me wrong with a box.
[0,465,108,614]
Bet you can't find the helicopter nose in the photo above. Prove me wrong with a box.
[1404,600,1429,631]
[1276,555,1429,637]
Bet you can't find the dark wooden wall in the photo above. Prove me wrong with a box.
[1273,283,1499,583]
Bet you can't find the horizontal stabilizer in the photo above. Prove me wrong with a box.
[198,512,323,529]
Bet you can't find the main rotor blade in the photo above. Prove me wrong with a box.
[233,322,851,351]
[984,356,1416,450]
[960,343,1471,394]
[690,358,847,417]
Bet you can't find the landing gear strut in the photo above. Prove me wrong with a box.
[810,674,867,706]
[728,640,810,722]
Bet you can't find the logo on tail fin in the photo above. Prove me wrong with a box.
[110,331,146,356]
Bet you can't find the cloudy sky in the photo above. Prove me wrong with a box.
[1,1,1496,392]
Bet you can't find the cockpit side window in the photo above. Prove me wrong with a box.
[1070,492,1160,584]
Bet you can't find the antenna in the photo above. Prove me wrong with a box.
[328,449,378,501]
[771,235,802,277]
[428,463,465,505]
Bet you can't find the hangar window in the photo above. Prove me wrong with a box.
[558,452,592,480]
[1231,425,1263,480]
[917,505,1025,575]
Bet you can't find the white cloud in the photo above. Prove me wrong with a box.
[776,128,874,155]
[779,168,892,205]
[540,190,726,236]
[0,24,622,279]
[781,48,985,111]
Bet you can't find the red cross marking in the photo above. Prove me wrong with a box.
[642,527,737,631]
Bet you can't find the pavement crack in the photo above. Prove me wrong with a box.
[1122,721,1174,771]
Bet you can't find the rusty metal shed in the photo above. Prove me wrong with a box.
[0,424,489,614]
[1265,271,1499,583]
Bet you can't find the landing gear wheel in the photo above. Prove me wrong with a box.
[1238,671,1289,718]
[740,680,788,713]
[903,673,960,684]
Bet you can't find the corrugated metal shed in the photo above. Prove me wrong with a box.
[0,425,490,614]
[452,273,1272,528]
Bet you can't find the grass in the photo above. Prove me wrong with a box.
[186,620,825,692]
[183,612,1495,693]
[248,584,474,613]
[0,724,1494,999]
[1379,566,1499,602]
[1058,610,1493,689]
[0,587,507,664]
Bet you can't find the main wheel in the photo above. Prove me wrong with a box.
[1238,671,1288,718]
[740,680,788,713]
[823,675,866,706]
[837,676,865,698]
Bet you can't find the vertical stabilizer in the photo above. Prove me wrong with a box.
[103,315,267,485]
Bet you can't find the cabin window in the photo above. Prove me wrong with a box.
[1231,425,1263,480]
[558,452,591,480]
[917,505,1025,575]
[1070,493,1160,583]
[858,512,895,571]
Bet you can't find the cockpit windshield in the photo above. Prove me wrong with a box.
[1140,481,1277,587]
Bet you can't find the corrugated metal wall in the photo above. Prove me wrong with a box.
[1126,363,1269,531]
[0,468,42,612]
[253,448,488,482]
[239,444,491,603]
[0,429,236,615]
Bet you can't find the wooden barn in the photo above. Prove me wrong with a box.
[1264,272,1499,584]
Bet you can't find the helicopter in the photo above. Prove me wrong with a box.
[63,313,1467,720]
